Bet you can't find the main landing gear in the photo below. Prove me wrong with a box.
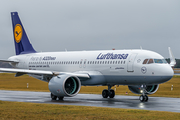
[51,93,64,100]
[139,85,148,102]
[102,85,115,98]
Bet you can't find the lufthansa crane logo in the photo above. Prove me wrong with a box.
[141,67,147,74]
[14,24,23,43]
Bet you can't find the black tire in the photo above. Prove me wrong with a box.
[51,93,57,100]
[58,96,64,100]
[144,95,148,102]
[109,89,115,98]
[102,89,109,98]
[139,95,144,102]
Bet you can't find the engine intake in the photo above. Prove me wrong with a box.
[128,84,159,95]
[48,74,81,97]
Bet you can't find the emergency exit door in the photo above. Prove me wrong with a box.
[127,53,137,72]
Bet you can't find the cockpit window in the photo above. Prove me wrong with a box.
[154,59,163,63]
[148,59,153,64]
[162,59,168,63]
[143,59,148,64]
[143,59,167,64]
[154,59,167,64]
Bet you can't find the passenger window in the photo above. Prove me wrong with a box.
[143,59,148,64]
[148,59,154,64]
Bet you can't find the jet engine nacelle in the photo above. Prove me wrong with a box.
[48,74,81,97]
[128,84,159,95]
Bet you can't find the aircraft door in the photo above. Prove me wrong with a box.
[83,59,87,68]
[79,59,83,68]
[127,53,137,72]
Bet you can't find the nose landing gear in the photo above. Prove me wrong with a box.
[139,85,148,102]
[102,85,115,98]
[139,95,148,102]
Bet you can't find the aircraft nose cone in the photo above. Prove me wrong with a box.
[166,66,174,77]
[162,65,174,82]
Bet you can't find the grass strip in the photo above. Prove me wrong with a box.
[0,100,180,120]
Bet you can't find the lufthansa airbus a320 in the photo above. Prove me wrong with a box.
[0,12,176,102]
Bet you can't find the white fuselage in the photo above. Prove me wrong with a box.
[8,49,174,86]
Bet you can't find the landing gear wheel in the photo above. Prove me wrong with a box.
[58,96,64,100]
[102,89,109,98]
[51,93,57,100]
[144,95,148,102]
[139,95,144,102]
[139,95,148,102]
[109,89,115,98]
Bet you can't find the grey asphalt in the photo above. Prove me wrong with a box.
[0,90,180,113]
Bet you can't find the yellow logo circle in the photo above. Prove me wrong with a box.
[14,24,23,43]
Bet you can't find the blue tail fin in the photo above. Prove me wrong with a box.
[11,12,36,55]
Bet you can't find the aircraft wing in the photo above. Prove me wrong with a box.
[0,68,90,78]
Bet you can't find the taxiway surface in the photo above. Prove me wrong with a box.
[0,90,180,113]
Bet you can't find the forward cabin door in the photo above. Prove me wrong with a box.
[127,53,138,72]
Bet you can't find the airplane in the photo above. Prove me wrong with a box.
[0,12,176,102]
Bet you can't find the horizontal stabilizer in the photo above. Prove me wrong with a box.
[0,60,19,63]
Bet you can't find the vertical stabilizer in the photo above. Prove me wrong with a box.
[11,12,36,55]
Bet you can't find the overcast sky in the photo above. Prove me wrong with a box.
[0,0,180,59]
